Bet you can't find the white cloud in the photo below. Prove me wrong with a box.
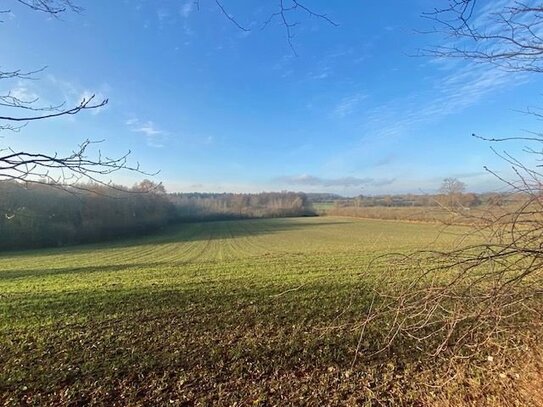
[180,1,194,18]
[126,118,168,148]
[9,82,39,103]
[45,75,110,115]
[310,71,329,80]
[1,76,110,119]
[308,67,331,80]
[132,121,163,136]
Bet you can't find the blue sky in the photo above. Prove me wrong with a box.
[2,0,541,195]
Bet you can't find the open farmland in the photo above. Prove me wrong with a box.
[1,217,541,406]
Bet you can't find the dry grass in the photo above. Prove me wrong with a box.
[326,205,513,225]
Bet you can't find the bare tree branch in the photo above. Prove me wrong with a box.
[354,0,543,362]
[422,1,543,72]
[0,94,108,123]
[14,0,81,15]
[0,2,145,189]
[212,0,338,55]
[214,0,249,31]
[0,139,156,187]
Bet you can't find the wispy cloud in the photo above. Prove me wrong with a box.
[333,92,366,118]
[157,7,171,24]
[126,117,215,148]
[78,89,109,115]
[374,154,396,167]
[358,61,526,143]
[131,121,163,136]
[6,75,111,118]
[271,54,295,78]
[307,66,332,80]
[7,81,39,103]
[351,0,532,143]
[50,75,109,107]
[309,71,330,80]
[452,171,487,179]
[126,118,168,147]
[180,1,194,18]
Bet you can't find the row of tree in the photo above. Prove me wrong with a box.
[170,191,313,220]
[316,193,515,209]
[312,179,513,209]
[0,183,314,250]
[0,181,175,249]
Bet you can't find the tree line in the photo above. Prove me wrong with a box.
[314,193,516,209]
[0,181,175,250]
[170,191,314,221]
[0,182,314,250]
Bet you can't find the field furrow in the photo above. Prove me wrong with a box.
[3,217,532,406]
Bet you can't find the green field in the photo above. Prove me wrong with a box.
[0,217,534,405]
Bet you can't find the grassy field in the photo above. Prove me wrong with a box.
[0,217,540,406]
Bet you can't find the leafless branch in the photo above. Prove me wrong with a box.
[0,94,108,123]
[214,0,249,31]
[422,1,543,72]
[0,2,150,191]
[212,0,337,55]
[358,135,543,360]
[0,139,156,188]
[359,2,543,358]
[14,0,82,15]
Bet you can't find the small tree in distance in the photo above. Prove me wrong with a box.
[439,177,465,196]
[133,179,166,194]
[439,177,466,207]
